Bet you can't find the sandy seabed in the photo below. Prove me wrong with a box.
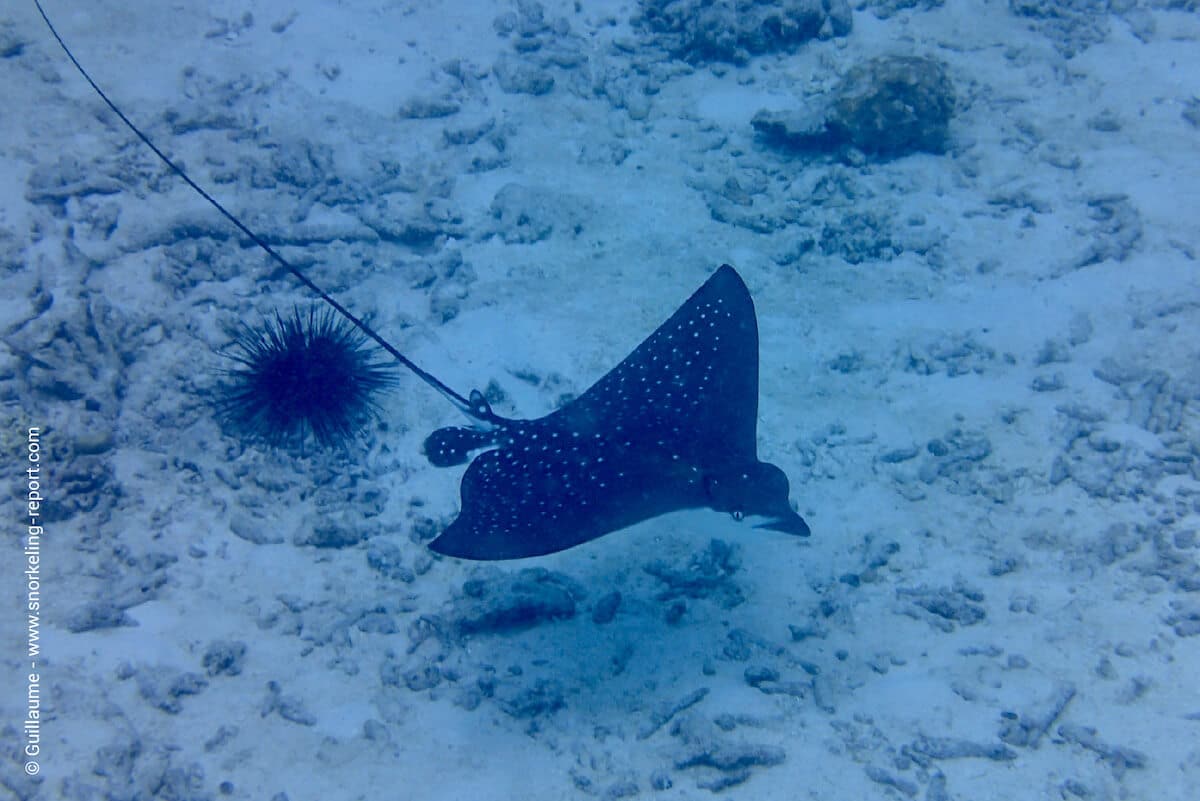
[1,1,1198,799]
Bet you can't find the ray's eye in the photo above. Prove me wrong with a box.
[731,510,745,522]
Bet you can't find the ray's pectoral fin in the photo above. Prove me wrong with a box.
[706,461,810,537]
[427,447,700,560]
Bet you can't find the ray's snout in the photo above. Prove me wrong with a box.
[754,509,811,537]
[707,461,810,538]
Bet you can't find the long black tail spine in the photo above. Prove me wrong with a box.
[33,0,501,426]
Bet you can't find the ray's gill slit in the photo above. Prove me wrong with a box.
[35,1,811,560]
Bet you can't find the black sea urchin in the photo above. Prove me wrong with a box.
[217,307,397,449]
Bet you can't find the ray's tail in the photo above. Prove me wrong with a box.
[33,0,502,427]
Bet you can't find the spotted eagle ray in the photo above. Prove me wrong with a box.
[36,4,810,560]
[426,264,809,558]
